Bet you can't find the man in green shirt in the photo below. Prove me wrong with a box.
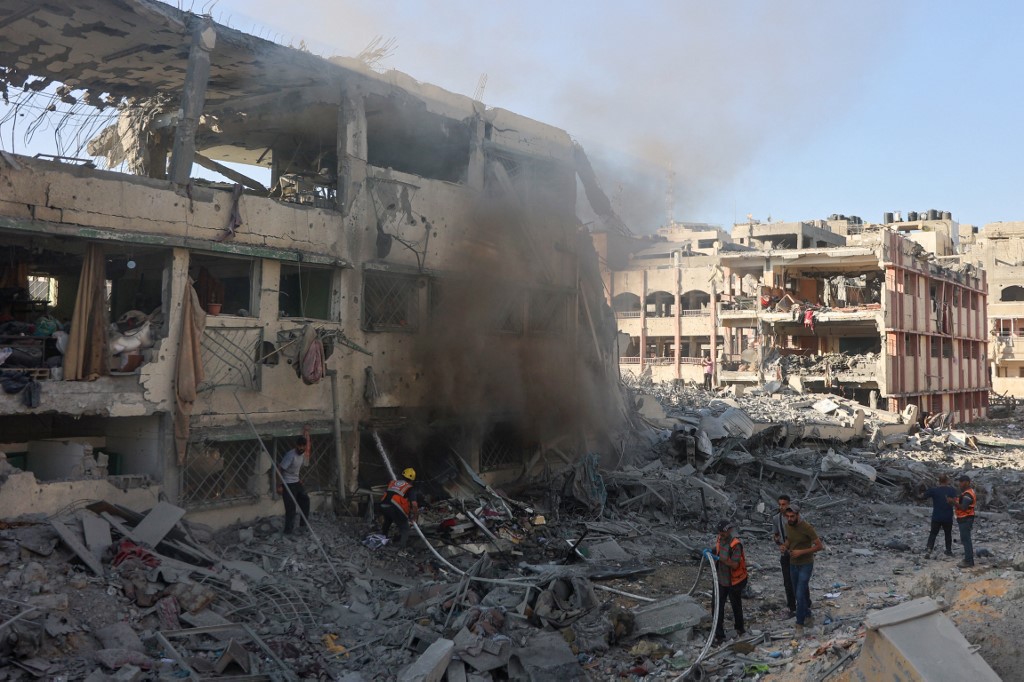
[781,503,823,635]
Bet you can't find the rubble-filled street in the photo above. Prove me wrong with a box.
[2,382,1022,680]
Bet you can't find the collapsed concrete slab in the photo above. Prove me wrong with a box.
[848,597,1001,681]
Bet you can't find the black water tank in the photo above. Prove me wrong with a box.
[928,209,939,220]
[908,211,918,221]
[942,211,952,220]
[884,212,894,223]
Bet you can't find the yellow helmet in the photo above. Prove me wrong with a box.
[402,468,416,481]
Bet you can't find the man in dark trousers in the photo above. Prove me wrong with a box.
[948,474,977,568]
[919,474,957,558]
[781,503,823,636]
[772,495,797,618]
[276,437,310,535]
[712,520,748,645]
[380,468,420,547]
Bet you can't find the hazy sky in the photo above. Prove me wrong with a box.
[205,0,1023,232]
[7,1,1024,232]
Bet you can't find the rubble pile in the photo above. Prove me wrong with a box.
[3,392,1024,679]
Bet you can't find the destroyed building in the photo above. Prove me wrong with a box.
[597,212,991,423]
[961,220,1024,397]
[0,0,622,524]
[591,223,731,385]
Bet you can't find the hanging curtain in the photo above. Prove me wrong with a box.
[64,244,109,381]
[174,278,207,465]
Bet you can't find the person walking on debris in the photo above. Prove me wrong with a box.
[919,474,957,558]
[702,353,713,390]
[277,437,311,535]
[772,495,798,618]
[712,520,748,645]
[379,468,420,547]
[948,474,977,568]
[781,503,822,636]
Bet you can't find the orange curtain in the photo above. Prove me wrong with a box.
[63,244,109,381]
[174,278,207,465]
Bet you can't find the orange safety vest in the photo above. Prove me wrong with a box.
[382,480,413,516]
[954,488,976,519]
[715,536,749,585]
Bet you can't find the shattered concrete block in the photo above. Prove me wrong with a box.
[508,631,582,681]
[631,594,707,636]
[96,622,145,653]
[397,637,454,682]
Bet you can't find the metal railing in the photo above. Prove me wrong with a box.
[615,310,641,318]
[620,356,641,364]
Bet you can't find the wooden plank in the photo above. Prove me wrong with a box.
[80,511,113,560]
[128,501,186,547]
[50,519,104,577]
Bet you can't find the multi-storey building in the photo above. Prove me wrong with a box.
[598,212,991,424]
[0,0,620,523]
[960,221,1024,397]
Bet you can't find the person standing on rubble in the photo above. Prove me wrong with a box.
[380,468,420,548]
[702,353,714,391]
[712,520,748,645]
[919,474,957,558]
[948,475,977,568]
[772,495,797,618]
[277,437,311,535]
[781,503,822,636]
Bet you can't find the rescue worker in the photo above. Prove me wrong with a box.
[772,495,797,618]
[380,468,419,547]
[712,520,748,645]
[948,474,977,568]
[277,437,310,535]
[919,474,957,558]
[782,502,823,636]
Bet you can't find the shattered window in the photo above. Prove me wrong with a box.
[496,291,525,335]
[480,422,523,472]
[528,291,567,336]
[275,434,336,493]
[904,334,917,356]
[180,440,264,508]
[931,338,940,358]
[942,339,953,358]
[362,271,419,332]
[190,253,256,317]
[279,264,334,320]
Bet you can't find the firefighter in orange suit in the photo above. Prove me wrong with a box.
[713,519,748,644]
[380,468,419,547]
[948,474,977,568]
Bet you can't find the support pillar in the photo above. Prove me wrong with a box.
[168,18,216,185]
[674,267,681,380]
[336,89,367,215]
[467,105,486,190]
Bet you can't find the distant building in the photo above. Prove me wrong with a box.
[961,221,1024,397]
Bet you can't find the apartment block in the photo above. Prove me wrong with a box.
[598,213,991,424]
[0,0,620,523]
[961,221,1024,397]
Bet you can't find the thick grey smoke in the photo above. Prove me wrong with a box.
[230,1,909,231]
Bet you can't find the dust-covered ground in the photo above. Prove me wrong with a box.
[2,406,1024,680]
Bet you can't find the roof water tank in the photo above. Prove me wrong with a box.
[928,209,939,220]
[908,211,918,221]
[942,211,952,220]
[884,212,894,224]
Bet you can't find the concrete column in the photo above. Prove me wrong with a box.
[639,271,648,370]
[168,18,216,184]
[674,267,681,379]
[336,88,367,214]
[467,107,486,190]
[710,282,718,387]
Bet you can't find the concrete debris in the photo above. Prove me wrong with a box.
[1,393,1023,680]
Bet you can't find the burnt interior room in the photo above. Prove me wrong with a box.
[1,236,169,373]
[365,93,472,182]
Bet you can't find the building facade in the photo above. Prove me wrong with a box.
[0,0,621,523]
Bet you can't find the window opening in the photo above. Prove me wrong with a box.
[363,271,419,331]
[279,263,333,320]
[190,254,256,317]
